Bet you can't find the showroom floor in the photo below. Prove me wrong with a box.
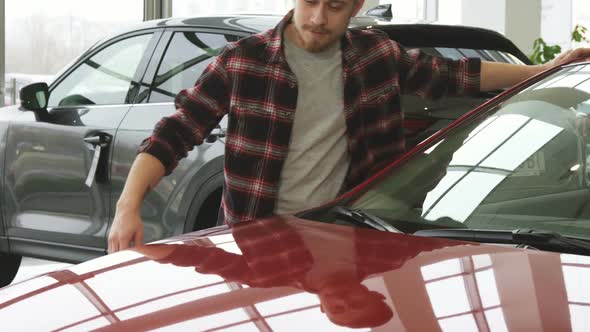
[11,257,71,284]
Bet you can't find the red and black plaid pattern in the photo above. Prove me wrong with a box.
[139,11,481,224]
[155,217,459,289]
[157,218,313,287]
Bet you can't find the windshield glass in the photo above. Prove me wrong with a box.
[348,64,590,239]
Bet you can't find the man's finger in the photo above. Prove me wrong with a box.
[572,48,590,60]
[119,238,130,251]
[110,239,119,254]
[134,229,144,249]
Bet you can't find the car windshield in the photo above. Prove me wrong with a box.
[345,63,590,239]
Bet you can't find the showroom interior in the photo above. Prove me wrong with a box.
[1,0,590,331]
[1,0,590,288]
[1,0,589,108]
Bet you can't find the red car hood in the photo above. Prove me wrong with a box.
[0,215,586,331]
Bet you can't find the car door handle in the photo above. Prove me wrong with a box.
[84,134,112,187]
[206,127,226,143]
[84,135,111,147]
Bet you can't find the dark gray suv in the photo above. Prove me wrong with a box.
[0,14,530,286]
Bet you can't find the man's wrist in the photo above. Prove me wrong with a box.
[530,64,547,77]
[116,196,142,212]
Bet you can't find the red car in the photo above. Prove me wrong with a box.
[2,61,590,331]
[0,215,584,331]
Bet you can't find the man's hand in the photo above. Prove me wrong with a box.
[107,153,166,254]
[481,47,590,91]
[544,47,590,70]
[108,206,144,253]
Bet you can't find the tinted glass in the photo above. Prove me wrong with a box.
[349,64,590,239]
[429,47,523,64]
[49,34,153,107]
[149,32,238,103]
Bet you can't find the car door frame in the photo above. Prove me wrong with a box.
[108,26,252,243]
[3,28,165,263]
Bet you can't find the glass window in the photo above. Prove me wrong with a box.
[4,0,143,106]
[172,0,294,16]
[417,48,522,64]
[149,32,238,103]
[457,48,481,58]
[344,65,590,239]
[435,47,468,60]
[378,0,428,21]
[573,0,590,48]
[49,34,153,107]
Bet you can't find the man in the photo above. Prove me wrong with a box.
[109,0,590,253]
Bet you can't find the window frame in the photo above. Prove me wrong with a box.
[46,28,164,108]
[137,27,250,105]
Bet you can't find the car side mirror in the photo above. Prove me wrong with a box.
[364,4,393,19]
[20,82,49,111]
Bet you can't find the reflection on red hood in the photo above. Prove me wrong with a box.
[0,215,586,331]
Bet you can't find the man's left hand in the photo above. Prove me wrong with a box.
[544,47,590,70]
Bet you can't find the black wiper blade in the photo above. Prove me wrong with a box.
[332,206,401,233]
[414,228,590,255]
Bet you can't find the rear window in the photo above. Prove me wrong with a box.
[418,47,524,64]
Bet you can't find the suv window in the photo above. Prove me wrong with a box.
[419,47,523,64]
[49,34,153,107]
[149,32,239,103]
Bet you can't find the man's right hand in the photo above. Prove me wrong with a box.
[107,153,166,254]
[108,206,144,253]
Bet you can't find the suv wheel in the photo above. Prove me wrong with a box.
[186,173,225,232]
[0,253,22,287]
[193,188,223,231]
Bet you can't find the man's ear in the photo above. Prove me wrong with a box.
[352,0,366,17]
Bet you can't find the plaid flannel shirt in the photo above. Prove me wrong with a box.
[139,11,481,224]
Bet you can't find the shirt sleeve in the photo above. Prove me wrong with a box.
[395,42,481,99]
[138,55,231,175]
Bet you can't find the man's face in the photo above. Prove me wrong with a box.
[289,0,364,53]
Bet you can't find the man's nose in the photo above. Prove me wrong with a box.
[310,5,328,26]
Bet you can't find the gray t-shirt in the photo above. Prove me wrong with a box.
[275,38,351,215]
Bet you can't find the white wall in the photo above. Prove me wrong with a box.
[506,0,542,55]
[360,0,380,14]
[437,0,542,56]
[541,0,573,51]
[460,0,506,34]
[0,0,4,105]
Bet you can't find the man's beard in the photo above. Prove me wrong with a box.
[298,25,337,53]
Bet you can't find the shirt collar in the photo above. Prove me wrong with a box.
[265,10,360,67]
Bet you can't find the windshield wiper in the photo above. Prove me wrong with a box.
[414,228,590,255]
[332,206,401,233]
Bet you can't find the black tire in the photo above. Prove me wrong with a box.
[0,253,22,287]
[185,173,225,232]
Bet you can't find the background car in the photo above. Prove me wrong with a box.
[0,14,530,287]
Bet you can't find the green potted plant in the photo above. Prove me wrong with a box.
[530,24,589,64]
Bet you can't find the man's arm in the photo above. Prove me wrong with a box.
[480,61,541,91]
[107,55,231,253]
[108,153,165,253]
[481,47,590,91]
